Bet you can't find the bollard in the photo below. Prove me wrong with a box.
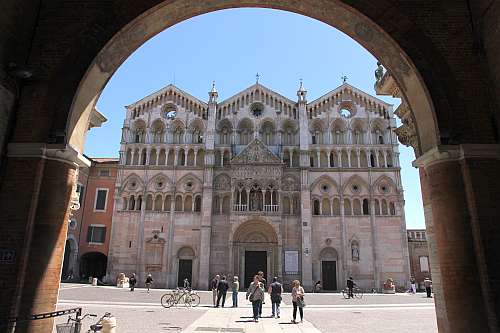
[92,277,98,286]
[101,316,117,333]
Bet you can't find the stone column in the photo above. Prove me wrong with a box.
[0,144,89,333]
[414,144,500,333]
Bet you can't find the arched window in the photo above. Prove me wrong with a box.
[322,198,331,215]
[184,195,192,212]
[332,198,340,215]
[329,152,336,167]
[212,195,220,214]
[163,195,171,212]
[194,196,202,212]
[136,195,142,211]
[313,199,320,215]
[167,150,175,165]
[145,194,153,211]
[178,149,185,166]
[126,149,132,165]
[353,199,362,215]
[344,199,352,216]
[390,202,396,215]
[374,199,381,215]
[196,149,205,166]
[261,121,275,145]
[175,195,183,211]
[129,195,135,211]
[223,151,230,166]
[370,153,376,167]
[122,197,128,210]
[154,195,162,211]
[362,199,370,215]
[149,149,157,165]
[187,149,195,166]
[158,149,166,165]
[382,199,388,215]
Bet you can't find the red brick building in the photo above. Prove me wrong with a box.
[62,157,118,281]
[407,229,432,290]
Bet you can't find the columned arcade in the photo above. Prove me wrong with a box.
[1,1,499,333]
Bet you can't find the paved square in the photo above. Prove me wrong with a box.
[53,284,437,332]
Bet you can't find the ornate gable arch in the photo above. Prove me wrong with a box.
[372,175,398,195]
[342,175,370,195]
[121,173,145,193]
[310,175,339,193]
[176,173,203,192]
[146,173,173,191]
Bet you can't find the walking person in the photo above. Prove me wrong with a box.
[145,274,153,293]
[129,273,137,292]
[291,280,305,323]
[232,276,239,307]
[410,277,416,294]
[211,274,220,307]
[257,271,267,317]
[246,275,265,322]
[216,275,230,307]
[347,276,355,299]
[424,277,433,298]
[268,277,283,319]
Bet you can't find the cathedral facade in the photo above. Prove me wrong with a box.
[107,81,410,291]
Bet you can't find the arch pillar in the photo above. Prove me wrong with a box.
[414,144,500,333]
[0,143,89,333]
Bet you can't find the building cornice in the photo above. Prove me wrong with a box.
[413,144,500,168]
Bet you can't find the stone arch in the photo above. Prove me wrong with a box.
[310,175,339,194]
[177,246,196,259]
[342,175,370,195]
[146,173,173,192]
[121,173,145,193]
[232,219,278,244]
[372,175,398,195]
[319,247,339,261]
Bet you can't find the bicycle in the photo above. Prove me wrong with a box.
[342,286,363,299]
[56,312,112,333]
[161,287,200,308]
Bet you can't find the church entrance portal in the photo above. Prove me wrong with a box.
[177,259,193,287]
[245,251,267,289]
[322,261,337,290]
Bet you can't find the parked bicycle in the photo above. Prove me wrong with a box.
[161,287,200,308]
[56,312,113,333]
[342,286,364,299]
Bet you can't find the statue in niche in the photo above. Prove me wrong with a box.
[375,61,384,82]
[351,241,360,261]
[251,192,261,211]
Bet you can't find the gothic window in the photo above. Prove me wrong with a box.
[322,198,331,215]
[184,195,192,212]
[378,135,384,144]
[197,149,205,166]
[146,194,153,211]
[136,195,142,211]
[360,151,368,167]
[344,199,352,216]
[329,152,335,167]
[178,149,185,166]
[151,119,165,143]
[341,151,349,168]
[194,196,202,212]
[167,150,175,166]
[353,199,362,215]
[158,149,166,165]
[129,195,136,210]
[332,198,340,215]
[362,199,370,215]
[149,149,157,165]
[122,197,128,210]
[382,199,388,215]
[140,149,147,165]
[390,202,396,215]
[154,195,162,211]
[374,199,381,215]
[261,121,275,146]
[313,199,320,215]
[126,149,132,165]
[238,118,254,145]
[370,153,376,167]
[187,149,195,166]
[386,152,394,167]
[163,195,171,212]
[175,195,183,211]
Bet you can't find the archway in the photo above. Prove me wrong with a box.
[232,220,279,289]
[79,252,108,281]
[60,238,78,281]
[318,247,340,291]
[176,246,196,288]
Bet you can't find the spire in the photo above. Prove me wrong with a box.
[256,73,260,84]
[297,79,307,103]
[208,81,218,103]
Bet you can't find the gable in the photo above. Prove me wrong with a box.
[231,139,282,164]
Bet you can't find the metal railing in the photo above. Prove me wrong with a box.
[0,307,82,329]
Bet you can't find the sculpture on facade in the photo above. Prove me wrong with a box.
[375,62,384,82]
[351,241,360,261]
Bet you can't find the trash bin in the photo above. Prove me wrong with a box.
[92,277,98,286]
[101,315,117,333]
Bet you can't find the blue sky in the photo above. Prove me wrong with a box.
[87,8,424,228]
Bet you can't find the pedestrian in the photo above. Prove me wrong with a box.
[291,280,305,323]
[268,277,283,319]
[129,273,137,292]
[410,277,416,294]
[232,276,239,307]
[211,274,220,307]
[246,275,265,323]
[314,281,322,293]
[424,277,432,298]
[257,271,267,317]
[216,275,230,307]
[145,273,153,293]
[346,276,355,299]
[183,278,190,289]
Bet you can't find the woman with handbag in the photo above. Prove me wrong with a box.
[246,275,265,322]
[291,279,305,323]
